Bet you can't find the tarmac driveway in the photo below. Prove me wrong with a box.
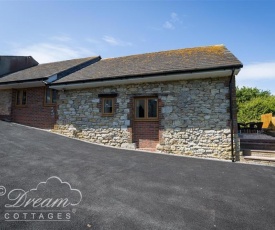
[0,121,275,230]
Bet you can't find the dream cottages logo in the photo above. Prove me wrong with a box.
[0,176,82,222]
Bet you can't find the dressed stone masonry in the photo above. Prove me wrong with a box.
[54,76,233,159]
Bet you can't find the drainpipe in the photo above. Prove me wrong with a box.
[229,69,236,162]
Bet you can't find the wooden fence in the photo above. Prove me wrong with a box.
[261,113,275,130]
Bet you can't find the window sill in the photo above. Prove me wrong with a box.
[102,113,114,117]
[15,105,27,108]
[44,103,57,107]
[134,118,159,122]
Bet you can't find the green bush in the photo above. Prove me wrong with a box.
[236,87,275,123]
[237,96,275,123]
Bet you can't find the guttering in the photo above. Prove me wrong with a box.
[0,74,59,89]
[229,69,236,162]
[0,79,46,89]
[50,68,241,90]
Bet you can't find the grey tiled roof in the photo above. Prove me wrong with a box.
[53,45,243,85]
[0,56,100,84]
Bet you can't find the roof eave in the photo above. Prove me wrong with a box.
[50,67,242,90]
[51,64,243,86]
[0,79,46,89]
[0,56,102,88]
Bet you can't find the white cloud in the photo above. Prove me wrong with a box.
[163,21,175,30]
[171,12,180,22]
[103,36,119,45]
[102,35,132,47]
[50,35,71,42]
[15,43,96,63]
[236,61,275,95]
[163,12,181,30]
[237,62,275,80]
[86,38,101,44]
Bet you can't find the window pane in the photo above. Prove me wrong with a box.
[104,99,113,114]
[45,89,51,104]
[16,91,21,105]
[135,99,145,118]
[52,89,57,103]
[22,90,27,105]
[148,98,157,117]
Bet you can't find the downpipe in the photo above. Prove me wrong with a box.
[229,69,236,162]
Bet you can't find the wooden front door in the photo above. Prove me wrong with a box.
[133,97,159,150]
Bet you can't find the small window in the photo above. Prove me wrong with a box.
[16,89,27,106]
[135,99,145,118]
[102,98,114,116]
[135,98,158,120]
[45,88,57,105]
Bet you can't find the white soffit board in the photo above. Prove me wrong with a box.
[50,69,241,90]
[0,81,44,89]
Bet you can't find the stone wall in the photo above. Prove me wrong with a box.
[0,89,12,121]
[55,88,132,148]
[156,77,232,159]
[54,77,236,159]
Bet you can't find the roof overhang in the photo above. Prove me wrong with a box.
[0,74,58,90]
[0,80,45,89]
[50,68,241,90]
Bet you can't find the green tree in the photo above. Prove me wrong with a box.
[236,87,275,123]
[236,86,271,104]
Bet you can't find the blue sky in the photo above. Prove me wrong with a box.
[1,0,275,94]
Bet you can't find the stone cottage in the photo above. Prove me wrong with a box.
[0,56,100,128]
[50,45,243,160]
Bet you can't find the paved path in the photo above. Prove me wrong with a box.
[240,133,275,139]
[0,121,275,230]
